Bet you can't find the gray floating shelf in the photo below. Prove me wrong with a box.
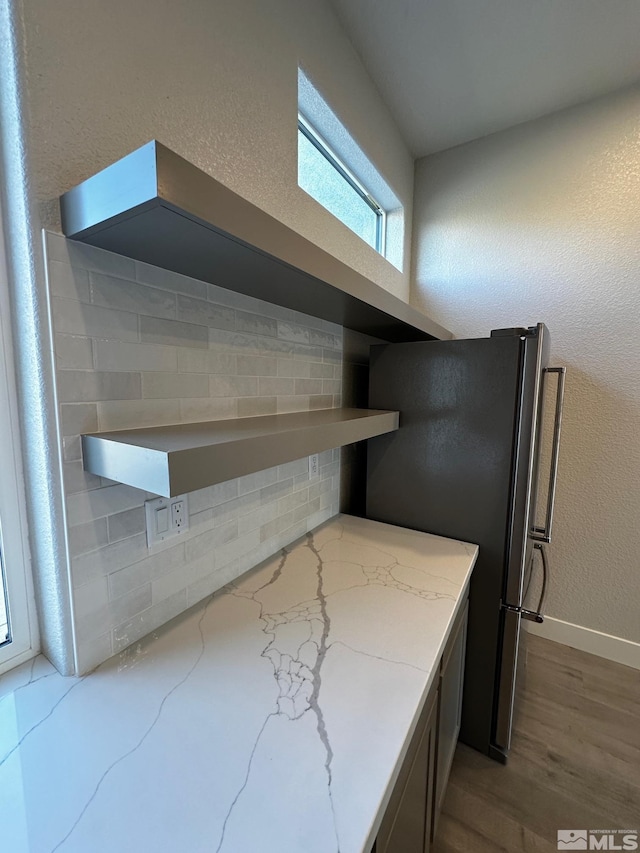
[60,140,452,343]
[82,407,399,497]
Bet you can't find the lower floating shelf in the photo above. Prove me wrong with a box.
[82,407,399,497]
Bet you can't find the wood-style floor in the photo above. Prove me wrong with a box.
[432,634,640,852]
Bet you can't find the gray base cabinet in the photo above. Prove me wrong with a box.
[372,598,469,853]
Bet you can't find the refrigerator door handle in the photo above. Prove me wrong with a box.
[531,366,566,544]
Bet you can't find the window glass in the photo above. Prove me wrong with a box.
[298,119,383,252]
[0,547,8,646]
[0,197,36,674]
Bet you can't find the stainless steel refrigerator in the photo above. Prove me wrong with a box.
[366,324,565,762]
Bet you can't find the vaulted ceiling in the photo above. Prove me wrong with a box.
[329,0,640,157]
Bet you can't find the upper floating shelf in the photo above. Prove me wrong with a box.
[82,407,399,497]
[60,141,451,343]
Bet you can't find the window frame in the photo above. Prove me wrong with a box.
[0,198,38,675]
[298,113,386,254]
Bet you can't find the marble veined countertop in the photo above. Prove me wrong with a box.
[0,514,477,853]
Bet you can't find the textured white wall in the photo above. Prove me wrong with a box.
[20,0,413,300]
[412,85,640,643]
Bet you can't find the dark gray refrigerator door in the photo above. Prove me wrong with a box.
[503,325,548,610]
[494,607,522,751]
[366,335,524,757]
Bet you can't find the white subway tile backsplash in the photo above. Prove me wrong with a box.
[113,590,188,654]
[294,501,313,524]
[177,295,235,330]
[97,399,181,430]
[140,316,208,348]
[46,238,342,673]
[69,518,109,557]
[152,554,213,604]
[135,260,208,300]
[208,329,294,356]
[67,483,150,526]
[55,335,94,370]
[309,395,334,410]
[52,297,139,341]
[276,358,311,378]
[277,459,308,480]
[107,507,146,543]
[94,340,178,373]
[142,371,209,399]
[278,488,308,517]
[107,542,185,600]
[294,378,323,396]
[276,395,310,413]
[214,528,262,569]
[236,355,278,376]
[260,478,293,503]
[260,511,295,543]
[323,347,341,363]
[206,282,262,314]
[237,469,278,500]
[237,502,279,535]
[60,403,98,436]
[208,375,258,397]
[294,343,323,361]
[73,576,108,618]
[63,435,82,462]
[90,272,177,320]
[46,231,136,279]
[179,397,237,422]
[236,310,278,338]
[71,533,149,587]
[189,480,239,514]
[63,461,104,495]
[322,319,342,337]
[277,320,310,344]
[309,362,334,379]
[322,379,341,395]
[309,329,339,349]
[294,310,326,332]
[109,583,153,627]
[237,396,277,417]
[211,492,259,527]
[293,471,311,489]
[76,631,113,675]
[257,376,293,396]
[57,370,142,403]
[177,350,235,374]
[48,260,90,301]
[185,519,239,563]
[207,282,299,324]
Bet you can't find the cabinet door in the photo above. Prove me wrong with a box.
[433,599,468,837]
[376,681,438,853]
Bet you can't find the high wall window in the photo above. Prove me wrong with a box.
[298,115,385,253]
[298,68,405,272]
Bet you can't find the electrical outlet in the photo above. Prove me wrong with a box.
[171,500,186,531]
[309,453,319,478]
[145,494,190,548]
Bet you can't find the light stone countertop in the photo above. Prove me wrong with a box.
[0,514,477,853]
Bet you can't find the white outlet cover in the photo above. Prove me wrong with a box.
[309,453,319,479]
[145,494,189,549]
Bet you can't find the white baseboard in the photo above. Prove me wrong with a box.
[524,615,640,671]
